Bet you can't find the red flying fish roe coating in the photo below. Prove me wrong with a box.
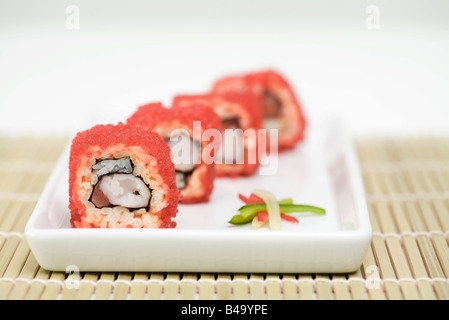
[127,102,222,137]
[172,93,263,132]
[212,69,306,150]
[69,123,180,228]
[127,102,222,203]
[172,93,262,177]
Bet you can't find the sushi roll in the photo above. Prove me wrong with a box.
[69,123,180,228]
[127,102,222,204]
[212,70,306,150]
[173,92,262,177]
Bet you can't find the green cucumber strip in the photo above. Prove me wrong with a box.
[228,212,258,225]
[280,204,326,215]
[278,198,293,205]
[239,203,326,218]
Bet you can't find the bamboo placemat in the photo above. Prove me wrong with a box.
[0,136,448,300]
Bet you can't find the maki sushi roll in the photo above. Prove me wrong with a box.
[127,102,222,204]
[173,92,262,177]
[69,123,180,228]
[213,70,306,150]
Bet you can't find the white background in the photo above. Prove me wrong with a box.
[1,0,448,137]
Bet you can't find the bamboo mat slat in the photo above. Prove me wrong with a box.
[0,136,449,300]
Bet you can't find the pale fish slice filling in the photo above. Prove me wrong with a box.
[261,90,284,131]
[92,174,151,209]
[166,132,202,190]
[215,127,245,165]
[90,158,151,210]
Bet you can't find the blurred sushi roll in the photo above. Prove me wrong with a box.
[173,92,263,177]
[212,70,306,151]
[69,123,180,228]
[127,102,222,204]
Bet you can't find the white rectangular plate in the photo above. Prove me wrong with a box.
[25,118,371,273]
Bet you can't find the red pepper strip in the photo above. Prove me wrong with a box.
[257,211,269,222]
[280,213,299,223]
[257,211,299,223]
[238,194,251,204]
[249,193,264,204]
[239,193,264,205]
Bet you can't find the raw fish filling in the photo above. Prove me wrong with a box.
[221,117,240,130]
[89,158,151,210]
[175,171,191,190]
[165,134,201,190]
[217,117,244,164]
[261,91,283,130]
